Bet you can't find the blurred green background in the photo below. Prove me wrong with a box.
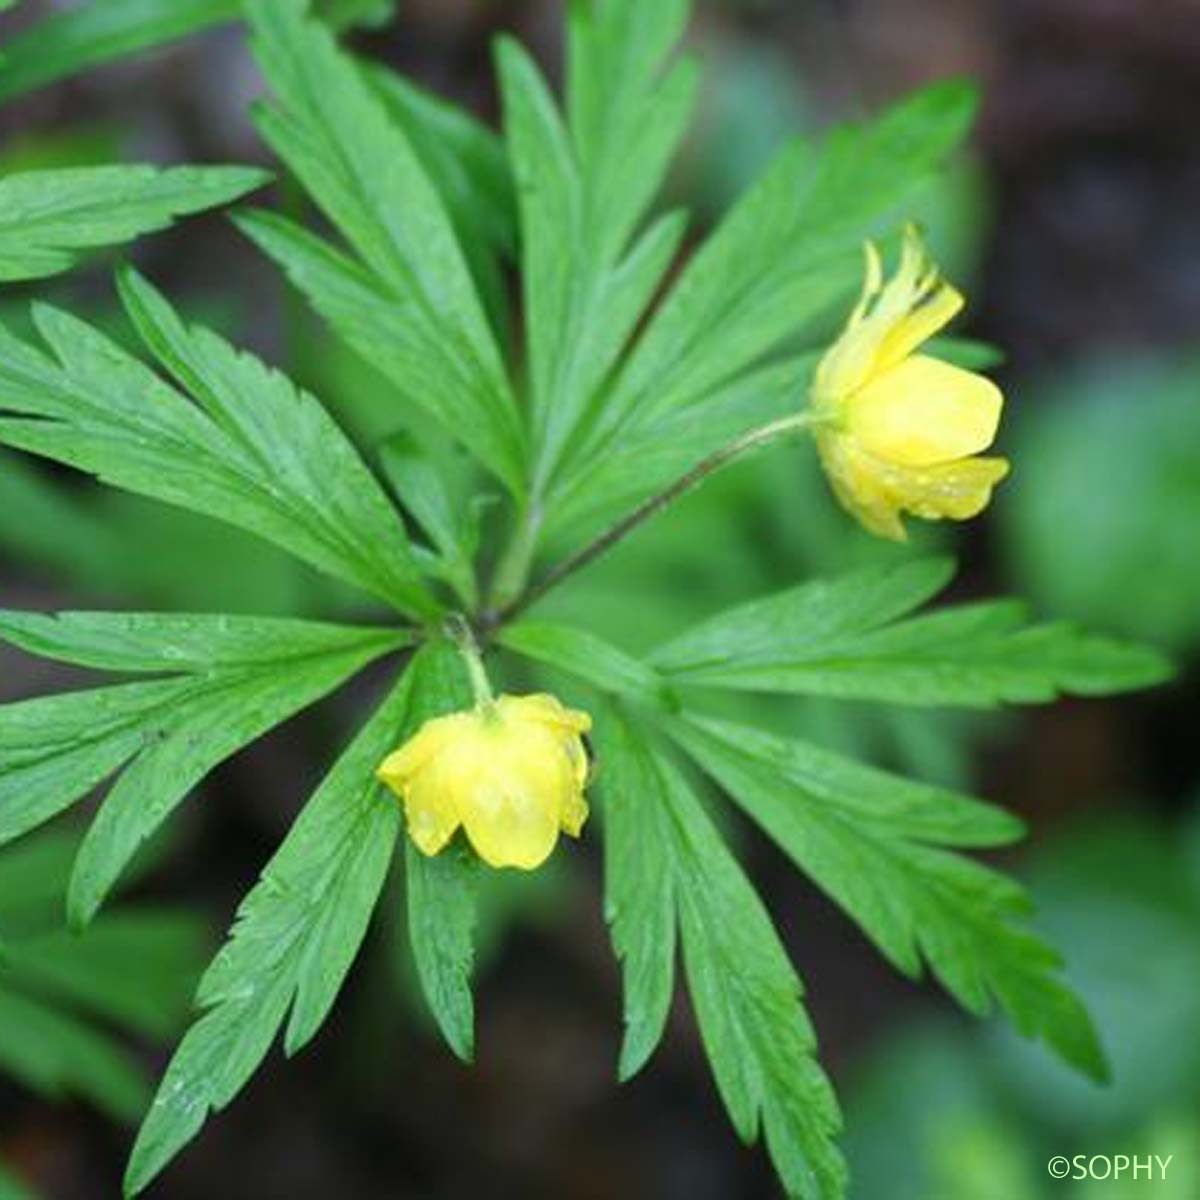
[0,0,1196,1197]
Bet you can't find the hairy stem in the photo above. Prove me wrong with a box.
[487,411,820,629]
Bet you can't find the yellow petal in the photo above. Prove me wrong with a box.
[403,772,462,857]
[560,791,589,837]
[376,712,463,789]
[816,428,1010,539]
[891,455,1011,521]
[843,240,884,330]
[499,693,592,735]
[813,323,878,403]
[459,785,561,870]
[869,223,934,327]
[846,355,1003,467]
[564,733,589,791]
[458,713,588,867]
[871,281,963,374]
[815,231,951,404]
[815,430,908,541]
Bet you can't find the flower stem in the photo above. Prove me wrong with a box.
[446,613,494,706]
[489,411,819,628]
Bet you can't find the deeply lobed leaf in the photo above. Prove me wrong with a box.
[245,0,524,492]
[123,668,412,1195]
[0,985,149,1123]
[653,557,1171,706]
[0,271,437,617]
[497,5,697,490]
[0,613,409,922]
[600,709,846,1200]
[668,714,1108,1080]
[3,910,206,1041]
[599,709,678,1081]
[549,83,978,539]
[498,620,674,708]
[548,352,819,541]
[0,834,208,1128]
[0,165,268,282]
[378,435,483,610]
[0,0,397,102]
[0,609,409,675]
[365,64,516,334]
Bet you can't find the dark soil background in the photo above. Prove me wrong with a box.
[0,2,1195,1198]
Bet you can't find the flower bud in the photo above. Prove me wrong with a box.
[377,693,592,871]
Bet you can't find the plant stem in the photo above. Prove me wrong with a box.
[488,411,820,628]
[446,613,494,706]
[487,497,543,613]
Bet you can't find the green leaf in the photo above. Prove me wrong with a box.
[0,679,191,850]
[378,434,480,608]
[0,272,437,617]
[0,613,407,921]
[399,638,479,1061]
[652,555,953,674]
[3,910,206,1039]
[653,557,1172,706]
[598,708,677,1080]
[317,0,396,30]
[124,670,410,1196]
[0,833,78,936]
[0,835,206,1129]
[405,841,478,1062]
[551,351,816,539]
[598,708,845,1199]
[66,669,355,929]
[497,0,697,490]
[0,984,148,1122]
[0,608,411,674]
[498,620,673,707]
[668,713,1109,1081]
[0,449,331,616]
[397,641,480,1056]
[119,266,437,615]
[0,0,240,103]
[0,165,268,283]
[365,65,516,332]
[0,0,396,103]
[566,0,693,260]
[237,208,512,484]
[246,0,524,492]
[552,81,978,525]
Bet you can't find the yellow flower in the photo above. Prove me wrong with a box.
[377,693,592,871]
[810,225,1010,541]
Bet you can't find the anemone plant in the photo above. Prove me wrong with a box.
[0,2,1171,1197]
